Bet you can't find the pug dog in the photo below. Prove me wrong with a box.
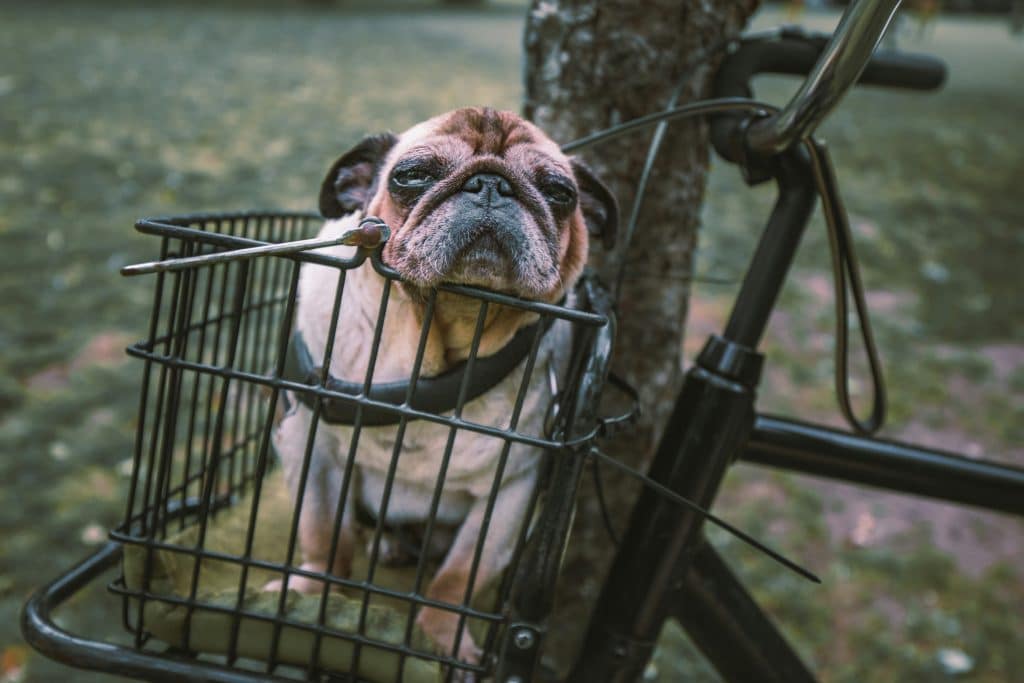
[269,107,616,674]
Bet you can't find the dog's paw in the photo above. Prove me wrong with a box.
[416,606,484,680]
[261,562,337,594]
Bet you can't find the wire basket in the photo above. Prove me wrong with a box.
[106,211,625,682]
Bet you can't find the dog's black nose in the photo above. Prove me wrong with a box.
[461,173,515,200]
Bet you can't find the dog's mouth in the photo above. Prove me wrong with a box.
[459,230,509,264]
[445,230,514,288]
[384,194,560,299]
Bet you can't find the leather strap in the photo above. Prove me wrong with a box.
[283,314,555,426]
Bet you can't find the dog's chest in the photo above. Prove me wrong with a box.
[292,220,569,503]
[319,332,559,498]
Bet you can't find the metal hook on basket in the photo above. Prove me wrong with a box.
[595,371,641,438]
[543,361,564,440]
[120,215,391,276]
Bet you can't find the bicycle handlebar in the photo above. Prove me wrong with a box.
[711,29,945,168]
[715,28,946,100]
[720,0,946,156]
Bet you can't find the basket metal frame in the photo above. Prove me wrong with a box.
[24,211,617,683]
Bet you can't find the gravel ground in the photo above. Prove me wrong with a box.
[0,2,1021,682]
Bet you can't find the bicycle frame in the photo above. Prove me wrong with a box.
[569,1,1024,680]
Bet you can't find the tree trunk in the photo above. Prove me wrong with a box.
[522,0,759,671]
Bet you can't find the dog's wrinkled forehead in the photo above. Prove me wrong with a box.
[386,107,568,171]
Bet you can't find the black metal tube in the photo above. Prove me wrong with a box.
[744,416,1024,517]
[714,31,945,98]
[568,339,813,683]
[721,148,818,347]
[672,540,816,683]
[711,35,943,167]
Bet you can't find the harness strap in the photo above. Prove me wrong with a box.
[283,314,555,426]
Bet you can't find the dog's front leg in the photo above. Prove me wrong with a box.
[416,471,537,672]
[266,400,356,593]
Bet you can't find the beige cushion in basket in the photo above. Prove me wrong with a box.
[122,470,495,682]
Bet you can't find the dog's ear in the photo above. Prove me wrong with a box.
[319,133,399,218]
[571,159,618,250]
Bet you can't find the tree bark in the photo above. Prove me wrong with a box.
[523,0,759,672]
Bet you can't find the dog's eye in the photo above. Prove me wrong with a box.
[392,168,436,188]
[542,181,576,207]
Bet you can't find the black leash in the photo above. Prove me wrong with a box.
[806,138,888,435]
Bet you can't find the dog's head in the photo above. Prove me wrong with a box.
[319,107,617,301]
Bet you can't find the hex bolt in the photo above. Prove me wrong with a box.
[512,628,535,650]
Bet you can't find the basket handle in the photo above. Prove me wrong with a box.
[120,217,389,276]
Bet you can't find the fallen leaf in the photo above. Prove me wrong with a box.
[80,522,107,545]
[70,331,134,370]
[1,645,27,683]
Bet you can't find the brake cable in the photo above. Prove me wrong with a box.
[561,98,817,583]
[558,92,889,578]
[565,97,888,437]
[564,97,775,553]
[544,319,818,582]
[588,444,821,583]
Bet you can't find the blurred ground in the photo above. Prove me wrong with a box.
[0,2,1021,682]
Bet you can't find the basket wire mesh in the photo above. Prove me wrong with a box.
[109,212,615,682]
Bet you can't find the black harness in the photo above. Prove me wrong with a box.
[282,314,556,427]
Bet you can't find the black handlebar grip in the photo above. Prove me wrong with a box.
[711,30,946,166]
[859,49,947,90]
[714,31,946,101]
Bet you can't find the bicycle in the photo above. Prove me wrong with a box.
[21,0,1024,681]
